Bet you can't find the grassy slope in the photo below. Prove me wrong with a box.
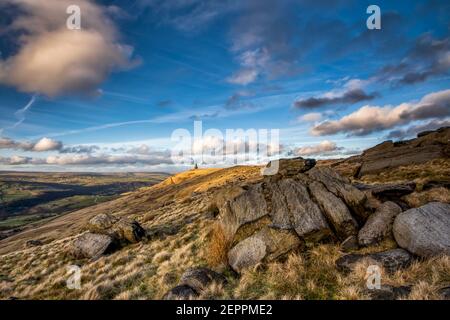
[0,163,449,300]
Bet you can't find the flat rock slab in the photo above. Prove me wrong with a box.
[393,202,450,258]
[71,232,115,259]
[358,201,402,246]
[336,248,413,273]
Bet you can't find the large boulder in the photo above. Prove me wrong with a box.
[358,201,402,246]
[307,167,368,220]
[308,180,358,240]
[219,183,269,236]
[179,267,227,293]
[393,202,450,258]
[274,178,331,242]
[336,249,413,273]
[228,227,303,273]
[71,232,115,259]
[87,213,119,233]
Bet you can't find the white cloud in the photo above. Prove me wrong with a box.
[0,136,62,151]
[293,140,338,156]
[0,0,137,97]
[32,137,63,151]
[311,89,450,136]
[226,68,259,85]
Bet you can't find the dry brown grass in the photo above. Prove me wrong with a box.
[205,222,233,269]
[404,187,450,208]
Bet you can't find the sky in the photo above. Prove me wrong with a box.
[0,0,449,172]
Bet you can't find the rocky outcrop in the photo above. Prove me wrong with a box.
[354,127,450,177]
[336,249,413,273]
[218,158,372,272]
[358,201,402,246]
[262,157,316,176]
[228,227,303,272]
[393,202,450,258]
[87,213,146,244]
[25,240,43,248]
[71,232,115,259]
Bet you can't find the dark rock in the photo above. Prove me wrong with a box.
[163,285,197,300]
[370,182,416,200]
[422,180,450,190]
[179,267,227,293]
[25,240,43,248]
[365,285,411,300]
[341,236,359,252]
[336,249,413,273]
[358,201,402,246]
[87,214,145,244]
[393,202,450,258]
[439,286,450,300]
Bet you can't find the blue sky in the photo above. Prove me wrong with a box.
[0,0,449,172]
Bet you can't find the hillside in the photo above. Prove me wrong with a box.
[0,130,449,300]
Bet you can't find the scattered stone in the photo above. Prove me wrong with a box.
[393,202,450,258]
[336,249,413,273]
[71,232,115,259]
[358,201,402,247]
[179,267,227,293]
[163,285,197,300]
[228,227,302,273]
[365,285,411,300]
[25,240,43,248]
[340,235,359,252]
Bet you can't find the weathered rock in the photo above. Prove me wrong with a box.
[393,202,450,258]
[71,232,115,259]
[179,267,227,293]
[276,178,331,241]
[358,201,402,246]
[163,285,197,300]
[228,227,302,273]
[87,213,119,233]
[308,180,358,240]
[336,249,413,273]
[262,157,316,176]
[365,285,411,300]
[112,219,146,243]
[307,167,368,220]
[220,183,268,235]
[25,240,43,248]
[341,235,359,252]
[356,127,450,177]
